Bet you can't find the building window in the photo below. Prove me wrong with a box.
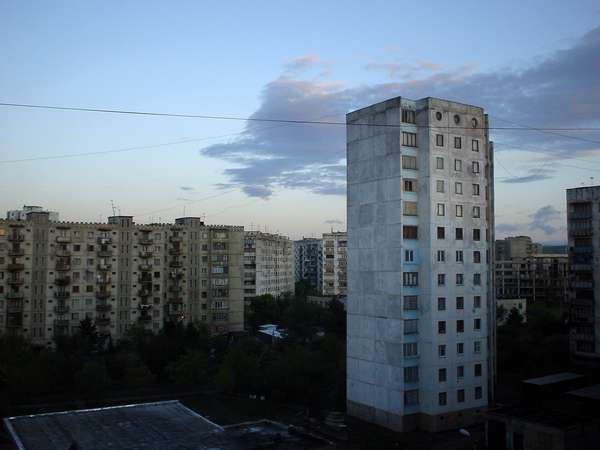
[401,294,419,311]
[458,389,465,403]
[437,250,445,262]
[404,319,419,334]
[474,296,481,308]
[439,345,447,357]
[475,364,482,377]
[455,182,463,194]
[474,341,481,353]
[438,321,446,334]
[402,132,417,147]
[456,205,463,217]
[457,342,464,355]
[403,225,418,240]
[474,318,482,330]
[436,134,444,146]
[472,161,480,174]
[438,368,447,383]
[473,183,480,196]
[456,297,464,310]
[437,227,445,239]
[457,320,464,333]
[454,136,462,149]
[473,273,481,285]
[475,386,483,399]
[405,250,414,262]
[472,139,480,152]
[457,366,465,379]
[473,251,481,263]
[403,272,419,287]
[404,389,419,406]
[437,203,445,216]
[473,229,481,241]
[455,228,463,240]
[402,155,418,169]
[455,159,463,171]
[439,392,447,406]
[456,274,464,285]
[436,157,444,169]
[403,201,418,216]
[402,109,416,124]
[404,179,416,192]
[473,206,481,218]
[403,342,418,357]
[438,297,446,311]
[436,180,445,193]
[438,274,446,286]
[404,366,419,383]
[456,250,463,262]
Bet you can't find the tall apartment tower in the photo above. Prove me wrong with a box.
[294,238,323,293]
[346,97,495,432]
[322,232,347,296]
[243,231,295,302]
[567,186,600,363]
[0,214,244,346]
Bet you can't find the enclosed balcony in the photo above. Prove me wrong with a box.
[97,248,112,258]
[97,237,112,245]
[169,260,183,268]
[169,286,183,294]
[95,303,112,313]
[138,289,151,297]
[54,319,70,328]
[139,251,153,259]
[169,248,182,256]
[169,236,183,243]
[97,263,111,271]
[55,262,71,271]
[54,291,70,300]
[8,247,24,257]
[139,263,152,271]
[7,263,25,272]
[55,248,71,257]
[96,290,110,300]
[7,276,24,285]
[8,233,25,242]
[55,276,71,286]
[56,236,71,244]
[96,277,111,285]
[139,238,153,246]
[7,301,23,313]
[54,304,70,315]
[138,314,152,323]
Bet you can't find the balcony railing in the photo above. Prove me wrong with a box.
[96,290,110,300]
[96,303,112,313]
[169,248,182,255]
[169,260,183,268]
[169,236,183,243]
[139,239,153,246]
[97,237,112,245]
[54,305,70,315]
[169,286,183,294]
[54,291,70,300]
[570,211,593,220]
[56,236,71,244]
[8,247,25,257]
[7,263,25,271]
[7,277,24,285]
[138,314,152,323]
[138,303,152,310]
[97,249,112,258]
[8,234,25,242]
[55,263,71,271]
[7,301,23,313]
[96,277,111,285]
[55,276,71,286]
[139,251,153,259]
[139,263,152,271]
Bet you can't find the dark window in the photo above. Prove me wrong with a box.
[457,389,465,403]
[454,136,462,149]
[402,132,417,147]
[456,297,464,310]
[403,272,419,287]
[456,228,463,240]
[437,227,445,239]
[473,229,481,241]
[438,368,447,382]
[457,320,464,333]
[402,109,416,124]
[438,297,446,311]
[438,321,446,334]
[403,226,418,240]
[475,364,482,377]
[436,134,444,146]
[473,251,481,263]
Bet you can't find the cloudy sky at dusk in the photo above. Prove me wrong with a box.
[1,1,599,241]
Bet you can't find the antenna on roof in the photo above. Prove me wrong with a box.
[110,200,117,216]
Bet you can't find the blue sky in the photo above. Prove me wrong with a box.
[1,1,599,241]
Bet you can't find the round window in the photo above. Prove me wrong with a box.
[436,111,442,121]
[453,114,460,124]
[471,118,478,128]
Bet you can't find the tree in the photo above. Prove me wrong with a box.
[167,350,210,385]
[74,360,110,397]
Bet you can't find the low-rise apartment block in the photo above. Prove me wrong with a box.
[243,231,295,302]
[322,232,347,297]
[0,213,244,346]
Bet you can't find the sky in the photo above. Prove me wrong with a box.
[1,1,599,242]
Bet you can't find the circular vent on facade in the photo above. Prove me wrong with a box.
[472,118,478,128]
[454,114,460,124]
[436,111,442,121]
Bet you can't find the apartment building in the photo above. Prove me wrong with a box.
[243,231,295,302]
[0,213,244,347]
[567,186,600,364]
[346,97,495,432]
[294,238,323,293]
[495,236,543,260]
[7,205,59,222]
[322,232,347,297]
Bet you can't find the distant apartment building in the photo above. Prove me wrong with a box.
[567,186,600,363]
[495,238,567,305]
[0,213,244,347]
[7,205,59,222]
[294,238,323,293]
[346,97,495,432]
[322,232,347,297]
[243,231,295,302]
[497,298,527,325]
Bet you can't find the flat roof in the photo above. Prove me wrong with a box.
[523,372,583,386]
[568,384,600,401]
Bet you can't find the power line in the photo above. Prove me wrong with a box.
[2,101,600,131]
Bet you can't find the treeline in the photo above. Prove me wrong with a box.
[0,287,346,416]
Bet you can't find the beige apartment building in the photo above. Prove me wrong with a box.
[0,212,244,347]
[322,231,347,296]
[243,231,295,302]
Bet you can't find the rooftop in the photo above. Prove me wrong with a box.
[523,372,583,386]
[568,384,600,401]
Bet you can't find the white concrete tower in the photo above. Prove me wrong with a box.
[346,97,495,432]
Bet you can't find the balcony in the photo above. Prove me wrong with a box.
[138,276,152,284]
[54,319,70,328]
[7,263,25,272]
[7,277,24,285]
[168,298,184,305]
[97,237,112,245]
[8,234,25,242]
[97,263,111,271]
[169,248,182,256]
[138,314,152,323]
[54,291,70,300]
[570,211,593,220]
[55,248,71,257]
[54,305,70,315]
[8,247,24,257]
[138,289,151,297]
[97,249,112,258]
[139,239,153,246]
[571,228,593,237]
[169,286,183,294]
[96,303,112,313]
[138,303,152,310]
[139,263,152,271]
[55,263,71,272]
[96,290,110,300]
[56,236,71,244]
[169,236,183,243]
[169,260,183,268]
[96,277,111,285]
[55,276,71,286]
[169,271,183,280]
[7,301,23,313]
[139,251,153,259]
[95,317,111,327]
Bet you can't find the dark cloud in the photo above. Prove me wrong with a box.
[529,205,562,235]
[202,27,600,197]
